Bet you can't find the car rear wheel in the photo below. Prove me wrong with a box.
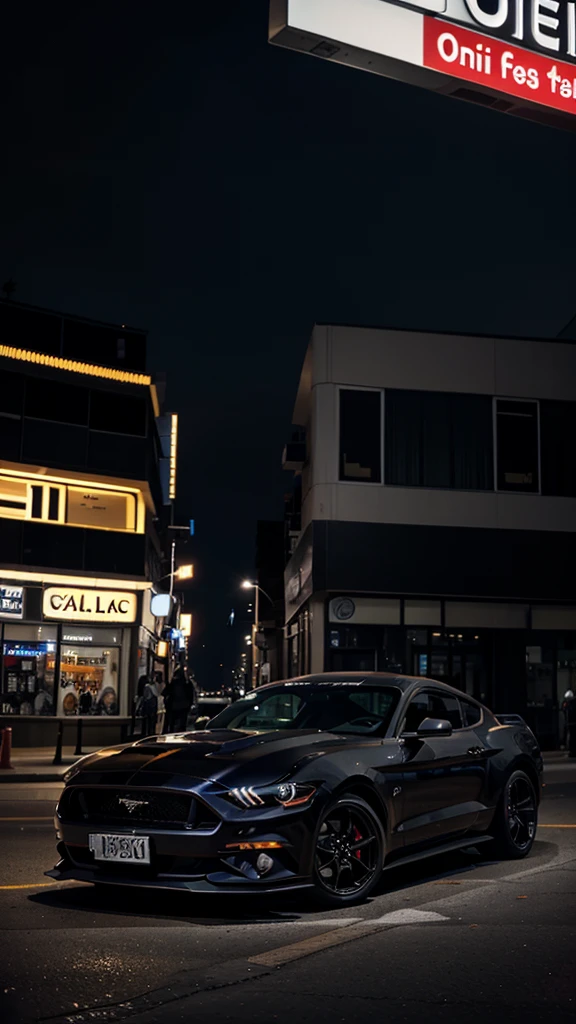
[312,794,384,907]
[490,770,537,860]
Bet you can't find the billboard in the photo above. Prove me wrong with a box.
[269,1,576,130]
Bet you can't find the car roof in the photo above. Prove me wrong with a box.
[254,672,482,705]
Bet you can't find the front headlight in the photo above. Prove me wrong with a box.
[226,782,316,809]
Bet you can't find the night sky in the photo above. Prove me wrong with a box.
[2,1,576,685]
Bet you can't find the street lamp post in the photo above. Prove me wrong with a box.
[241,581,273,690]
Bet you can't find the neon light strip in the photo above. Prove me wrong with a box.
[0,345,151,386]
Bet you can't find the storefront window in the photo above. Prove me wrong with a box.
[58,630,121,716]
[1,626,57,715]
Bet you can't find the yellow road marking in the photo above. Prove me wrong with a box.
[0,816,53,821]
[248,923,379,966]
[539,824,576,828]
[0,882,60,889]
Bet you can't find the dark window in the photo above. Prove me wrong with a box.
[88,432,146,477]
[23,420,88,468]
[461,699,482,727]
[385,391,493,490]
[22,522,84,570]
[0,417,22,460]
[48,488,60,521]
[90,390,147,436]
[540,400,576,498]
[401,690,462,732]
[31,486,42,519]
[25,377,89,425]
[0,370,24,416]
[84,531,145,575]
[496,399,539,493]
[339,389,381,482]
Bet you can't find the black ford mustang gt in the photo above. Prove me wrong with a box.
[47,674,543,906]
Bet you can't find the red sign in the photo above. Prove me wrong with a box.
[424,17,576,116]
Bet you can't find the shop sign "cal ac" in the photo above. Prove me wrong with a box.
[43,587,137,623]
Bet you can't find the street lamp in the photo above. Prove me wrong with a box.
[241,581,274,689]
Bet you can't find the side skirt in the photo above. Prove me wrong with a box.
[382,834,493,873]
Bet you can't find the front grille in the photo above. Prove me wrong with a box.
[60,788,219,831]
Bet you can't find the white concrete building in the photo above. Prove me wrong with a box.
[283,324,576,748]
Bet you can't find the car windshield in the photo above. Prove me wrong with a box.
[207,683,401,736]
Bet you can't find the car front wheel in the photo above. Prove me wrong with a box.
[490,769,538,860]
[312,794,385,907]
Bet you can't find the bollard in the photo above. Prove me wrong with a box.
[0,727,13,769]
[53,720,64,766]
[74,717,84,756]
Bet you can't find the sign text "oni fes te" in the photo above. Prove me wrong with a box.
[422,1,576,115]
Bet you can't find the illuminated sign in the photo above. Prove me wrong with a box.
[43,587,137,623]
[169,413,178,501]
[0,586,24,620]
[3,642,48,658]
[150,592,173,618]
[270,0,576,127]
[0,470,144,533]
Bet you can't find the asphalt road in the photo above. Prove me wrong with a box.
[1,762,575,1024]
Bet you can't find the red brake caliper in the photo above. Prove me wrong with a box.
[353,825,362,859]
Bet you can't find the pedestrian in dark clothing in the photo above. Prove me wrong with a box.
[567,694,576,758]
[163,667,197,733]
[141,676,163,737]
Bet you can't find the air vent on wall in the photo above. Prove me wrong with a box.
[451,87,513,111]
[311,41,341,58]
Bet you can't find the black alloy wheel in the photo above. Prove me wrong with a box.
[491,770,537,860]
[312,794,384,907]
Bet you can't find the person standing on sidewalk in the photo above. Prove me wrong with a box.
[141,674,164,737]
[163,667,197,733]
[566,691,576,758]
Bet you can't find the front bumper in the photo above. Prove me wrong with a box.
[48,787,321,893]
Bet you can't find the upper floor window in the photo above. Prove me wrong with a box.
[339,389,382,483]
[495,399,539,494]
[385,390,493,490]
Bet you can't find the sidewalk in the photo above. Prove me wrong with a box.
[0,746,102,784]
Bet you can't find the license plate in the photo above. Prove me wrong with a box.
[89,834,151,864]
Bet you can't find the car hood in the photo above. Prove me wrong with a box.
[65,728,377,787]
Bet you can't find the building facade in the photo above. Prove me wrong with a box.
[0,300,178,746]
[283,324,576,749]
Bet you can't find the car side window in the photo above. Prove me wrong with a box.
[460,699,482,727]
[400,690,462,733]
[401,694,430,734]
[428,692,462,729]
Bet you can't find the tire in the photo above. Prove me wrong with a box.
[489,769,538,860]
[311,794,385,907]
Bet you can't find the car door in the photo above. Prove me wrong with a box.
[396,688,487,848]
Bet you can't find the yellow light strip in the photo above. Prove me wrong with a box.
[149,383,160,418]
[0,568,152,590]
[0,344,151,386]
[0,466,143,495]
[169,413,178,501]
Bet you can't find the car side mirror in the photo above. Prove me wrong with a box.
[194,716,210,730]
[417,717,452,737]
[401,717,453,740]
